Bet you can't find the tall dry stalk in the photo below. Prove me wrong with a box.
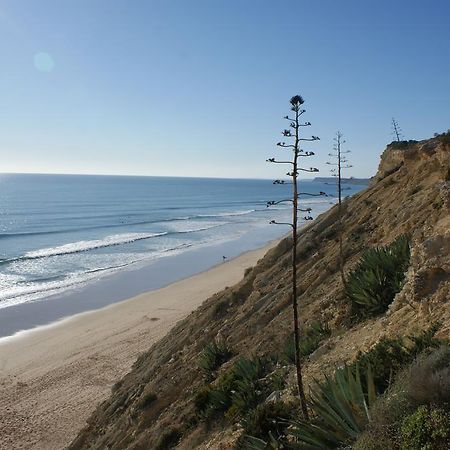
[267,95,324,419]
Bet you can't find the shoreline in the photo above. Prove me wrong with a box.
[0,240,278,450]
[0,227,287,339]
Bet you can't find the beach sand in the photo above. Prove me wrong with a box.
[0,242,274,450]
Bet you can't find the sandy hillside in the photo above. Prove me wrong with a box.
[0,244,272,450]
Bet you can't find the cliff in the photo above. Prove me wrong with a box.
[70,135,450,449]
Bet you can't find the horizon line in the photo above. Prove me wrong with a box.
[0,171,329,182]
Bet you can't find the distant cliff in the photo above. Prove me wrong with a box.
[70,135,450,449]
[313,176,370,185]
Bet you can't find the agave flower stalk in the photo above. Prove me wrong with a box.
[266,95,324,420]
[391,117,403,142]
[326,131,352,289]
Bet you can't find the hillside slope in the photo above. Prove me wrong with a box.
[70,136,450,449]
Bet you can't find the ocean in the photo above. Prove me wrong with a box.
[0,174,365,335]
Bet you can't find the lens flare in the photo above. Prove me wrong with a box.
[34,52,55,72]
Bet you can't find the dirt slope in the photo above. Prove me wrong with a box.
[69,136,450,450]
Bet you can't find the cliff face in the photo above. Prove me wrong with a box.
[70,136,450,450]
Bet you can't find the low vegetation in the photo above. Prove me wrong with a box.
[137,391,157,410]
[349,324,442,392]
[237,401,295,447]
[288,364,377,449]
[242,328,448,450]
[346,235,411,318]
[387,140,418,149]
[434,130,450,145]
[354,345,450,450]
[198,339,233,380]
[154,427,182,450]
[400,405,450,450]
[194,356,285,423]
[282,321,331,363]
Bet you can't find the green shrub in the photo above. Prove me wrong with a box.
[434,130,450,145]
[238,401,295,445]
[195,356,273,422]
[266,370,286,392]
[282,321,331,364]
[388,140,418,149]
[282,337,297,364]
[138,391,157,409]
[246,340,449,450]
[346,235,411,318]
[353,380,412,450]
[198,369,237,419]
[198,339,233,380]
[353,344,449,450]
[299,321,331,358]
[407,345,450,407]
[400,405,450,450]
[224,357,268,420]
[433,197,444,210]
[408,185,422,196]
[212,299,229,319]
[155,427,182,450]
[193,385,212,412]
[350,324,442,393]
[238,435,280,450]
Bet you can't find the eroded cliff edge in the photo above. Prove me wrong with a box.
[70,135,450,449]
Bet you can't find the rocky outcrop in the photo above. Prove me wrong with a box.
[70,136,450,450]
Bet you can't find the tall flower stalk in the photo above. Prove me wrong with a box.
[326,131,352,289]
[267,95,324,419]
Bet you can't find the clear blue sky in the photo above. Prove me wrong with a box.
[0,1,449,179]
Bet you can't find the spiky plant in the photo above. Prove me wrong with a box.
[293,365,377,445]
[243,364,377,450]
[346,235,411,318]
[195,356,274,422]
[198,339,233,380]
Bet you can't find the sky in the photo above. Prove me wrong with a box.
[0,0,449,179]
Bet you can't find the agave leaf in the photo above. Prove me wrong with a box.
[346,235,410,318]
[289,364,378,449]
[309,377,359,438]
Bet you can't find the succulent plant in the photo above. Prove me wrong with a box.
[346,234,410,318]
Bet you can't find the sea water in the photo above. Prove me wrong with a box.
[0,174,364,315]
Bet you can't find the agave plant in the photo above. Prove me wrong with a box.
[288,365,377,449]
[226,357,269,420]
[346,235,410,318]
[243,365,377,450]
[238,434,282,450]
[198,339,233,380]
[195,356,273,422]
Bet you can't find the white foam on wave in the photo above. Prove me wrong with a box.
[196,209,256,218]
[22,232,168,260]
[163,220,225,234]
[0,243,195,309]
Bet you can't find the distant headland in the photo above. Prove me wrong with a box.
[312,176,370,185]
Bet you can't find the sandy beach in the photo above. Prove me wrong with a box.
[0,243,274,450]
